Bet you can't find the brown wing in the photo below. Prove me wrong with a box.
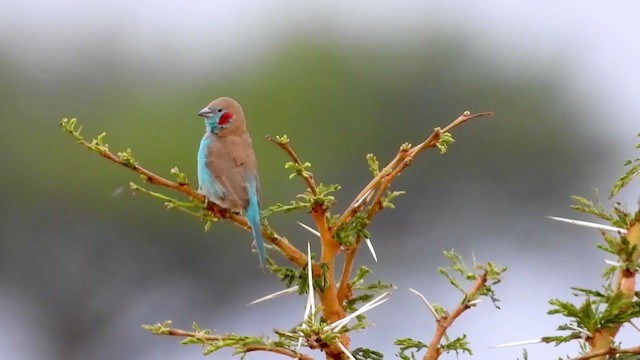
[206,133,261,211]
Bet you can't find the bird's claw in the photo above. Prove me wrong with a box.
[197,189,210,204]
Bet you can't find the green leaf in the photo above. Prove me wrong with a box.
[273,134,290,144]
[142,320,173,335]
[170,166,189,185]
[117,148,137,168]
[435,129,455,154]
[441,334,472,356]
[395,338,427,360]
[382,190,405,209]
[366,153,380,176]
[285,161,312,180]
[351,347,384,360]
[400,142,412,151]
[610,149,640,197]
[334,211,369,247]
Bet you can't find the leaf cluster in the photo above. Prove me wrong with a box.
[265,183,341,215]
[438,250,506,308]
[547,291,640,345]
[610,132,640,198]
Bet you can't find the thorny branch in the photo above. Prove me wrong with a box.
[267,112,493,357]
[158,327,314,360]
[337,111,494,227]
[336,111,494,305]
[267,135,319,196]
[424,272,489,360]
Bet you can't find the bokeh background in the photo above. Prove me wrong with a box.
[1,1,639,359]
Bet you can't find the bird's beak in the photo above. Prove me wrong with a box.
[198,106,213,118]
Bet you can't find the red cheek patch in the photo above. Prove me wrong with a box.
[218,111,233,126]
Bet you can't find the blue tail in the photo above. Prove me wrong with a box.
[247,181,266,270]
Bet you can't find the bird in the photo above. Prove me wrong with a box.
[196,97,266,269]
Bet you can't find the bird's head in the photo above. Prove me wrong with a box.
[198,97,246,134]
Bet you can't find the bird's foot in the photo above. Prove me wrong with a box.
[197,189,209,203]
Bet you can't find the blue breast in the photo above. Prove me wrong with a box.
[197,134,224,202]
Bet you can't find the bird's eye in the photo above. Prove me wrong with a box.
[217,109,223,113]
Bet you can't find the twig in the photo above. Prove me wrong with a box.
[267,136,318,196]
[163,327,221,340]
[244,345,315,360]
[160,328,313,360]
[336,111,494,305]
[424,272,489,360]
[568,346,640,360]
[338,111,493,227]
[337,246,357,305]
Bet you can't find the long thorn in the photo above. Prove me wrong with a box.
[604,259,622,267]
[408,288,439,320]
[565,324,592,338]
[492,339,544,348]
[247,286,299,305]
[332,298,390,333]
[302,242,316,322]
[326,292,391,332]
[337,342,356,360]
[305,242,315,317]
[298,242,316,351]
[353,189,374,208]
[364,238,378,262]
[467,299,483,306]
[547,216,627,234]
[298,222,320,237]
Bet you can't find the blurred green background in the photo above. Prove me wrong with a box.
[1,1,639,359]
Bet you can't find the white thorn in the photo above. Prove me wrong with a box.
[604,259,622,266]
[408,288,439,320]
[306,242,315,313]
[297,222,320,237]
[492,338,544,348]
[566,324,592,338]
[334,298,391,333]
[353,189,374,207]
[325,292,391,332]
[365,188,375,202]
[247,286,299,305]
[336,342,356,360]
[547,216,627,234]
[298,242,316,351]
[629,320,640,333]
[467,299,483,306]
[302,242,316,322]
[364,238,378,262]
